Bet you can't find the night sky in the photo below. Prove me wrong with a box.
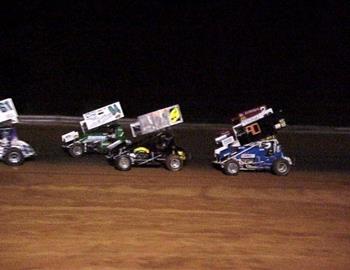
[1,1,348,125]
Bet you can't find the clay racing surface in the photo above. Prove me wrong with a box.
[0,125,349,269]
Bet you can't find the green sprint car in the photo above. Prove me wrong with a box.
[62,123,126,157]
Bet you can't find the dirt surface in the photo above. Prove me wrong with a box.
[0,125,349,269]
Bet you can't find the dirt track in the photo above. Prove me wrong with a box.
[0,125,349,269]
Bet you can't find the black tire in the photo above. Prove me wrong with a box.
[114,155,132,171]
[165,154,183,171]
[272,158,291,176]
[223,160,240,176]
[4,148,24,166]
[68,144,84,158]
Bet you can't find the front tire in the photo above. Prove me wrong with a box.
[223,160,240,175]
[68,144,84,158]
[272,158,291,176]
[165,154,183,171]
[4,148,24,166]
[114,155,132,171]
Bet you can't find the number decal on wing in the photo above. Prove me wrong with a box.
[0,101,13,113]
[169,106,181,124]
[245,123,261,135]
[108,104,121,116]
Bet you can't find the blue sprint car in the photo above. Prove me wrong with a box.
[213,138,292,176]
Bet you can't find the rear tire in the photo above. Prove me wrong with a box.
[223,160,239,176]
[115,156,132,171]
[4,148,24,166]
[272,158,291,176]
[68,144,84,158]
[165,154,183,171]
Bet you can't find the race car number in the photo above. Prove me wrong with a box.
[245,122,261,136]
[0,100,13,112]
[0,98,18,123]
[169,106,181,124]
[83,101,124,130]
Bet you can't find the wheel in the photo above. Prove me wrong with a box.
[223,160,239,175]
[165,154,183,171]
[4,148,24,166]
[68,144,84,158]
[114,155,132,171]
[272,158,291,176]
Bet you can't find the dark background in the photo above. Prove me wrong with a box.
[1,1,348,125]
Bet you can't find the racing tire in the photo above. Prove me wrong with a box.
[4,148,24,166]
[223,160,240,176]
[165,154,183,172]
[272,158,291,176]
[114,155,132,171]
[68,144,84,158]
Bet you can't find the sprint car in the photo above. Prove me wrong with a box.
[0,126,36,166]
[0,98,36,165]
[62,123,126,157]
[213,138,292,176]
[107,130,188,171]
[213,106,292,175]
[107,105,189,171]
[61,101,125,157]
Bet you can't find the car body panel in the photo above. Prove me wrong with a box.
[108,131,188,167]
[0,127,36,163]
[213,138,292,171]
